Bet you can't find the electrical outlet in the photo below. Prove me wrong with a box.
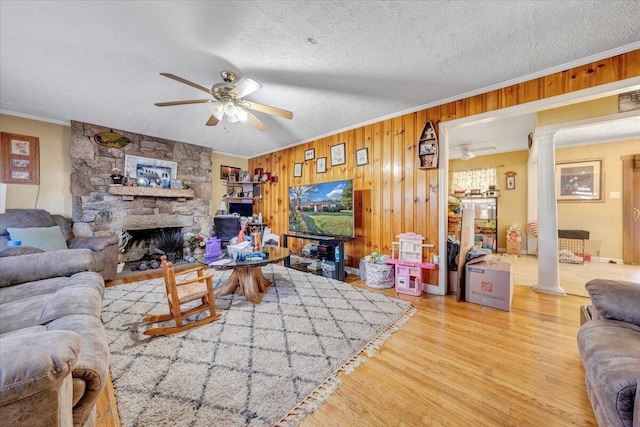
[610,191,621,199]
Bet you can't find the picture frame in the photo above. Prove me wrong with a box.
[293,163,303,177]
[330,142,346,166]
[124,154,177,188]
[506,176,516,190]
[239,170,251,182]
[316,157,327,173]
[556,158,604,202]
[220,165,241,181]
[304,148,315,161]
[356,148,369,166]
[1,132,40,184]
[618,89,640,112]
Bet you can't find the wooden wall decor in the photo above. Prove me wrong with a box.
[249,49,640,286]
[417,120,438,169]
[1,132,40,184]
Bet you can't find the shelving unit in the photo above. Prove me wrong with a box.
[223,180,263,214]
[460,196,498,252]
[417,120,438,169]
[282,233,345,281]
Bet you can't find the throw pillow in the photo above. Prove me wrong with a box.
[7,226,68,252]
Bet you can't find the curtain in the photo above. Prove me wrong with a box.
[452,167,496,191]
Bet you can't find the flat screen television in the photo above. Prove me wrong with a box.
[288,179,354,238]
[228,202,253,217]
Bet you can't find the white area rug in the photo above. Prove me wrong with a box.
[102,265,415,426]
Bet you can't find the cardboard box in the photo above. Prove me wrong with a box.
[465,261,513,311]
[506,241,521,255]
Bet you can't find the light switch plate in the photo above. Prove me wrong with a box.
[610,191,621,199]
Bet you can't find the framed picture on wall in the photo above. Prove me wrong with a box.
[330,142,346,166]
[316,157,327,173]
[556,158,604,202]
[506,176,515,190]
[293,163,303,177]
[304,148,315,161]
[356,148,369,166]
[124,154,176,188]
[220,165,241,181]
[1,132,40,184]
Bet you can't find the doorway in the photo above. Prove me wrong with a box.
[437,77,640,290]
[622,154,640,264]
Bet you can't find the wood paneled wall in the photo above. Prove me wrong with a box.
[250,49,640,285]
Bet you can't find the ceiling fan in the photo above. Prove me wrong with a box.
[155,70,293,131]
[452,143,496,160]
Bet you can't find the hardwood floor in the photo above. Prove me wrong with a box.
[97,268,599,426]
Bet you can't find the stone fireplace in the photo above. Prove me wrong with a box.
[69,121,213,261]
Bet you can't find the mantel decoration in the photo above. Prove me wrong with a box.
[556,158,604,202]
[1,132,40,184]
[93,132,130,148]
[124,154,177,188]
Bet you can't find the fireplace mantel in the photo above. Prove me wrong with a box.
[108,185,195,200]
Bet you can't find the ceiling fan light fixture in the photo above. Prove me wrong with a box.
[227,114,239,124]
[224,102,237,117]
[208,100,224,120]
[460,152,476,161]
[236,107,248,122]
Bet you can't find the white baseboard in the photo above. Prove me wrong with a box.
[593,257,623,264]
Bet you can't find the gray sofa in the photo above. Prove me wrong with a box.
[0,251,110,427]
[0,209,119,280]
[577,279,640,427]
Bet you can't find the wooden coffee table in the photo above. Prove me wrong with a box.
[210,246,291,304]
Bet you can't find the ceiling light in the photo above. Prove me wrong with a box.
[236,107,248,122]
[208,100,224,120]
[460,152,476,160]
[227,114,238,124]
[224,102,237,117]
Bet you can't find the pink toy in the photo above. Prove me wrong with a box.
[237,224,247,243]
[385,232,436,296]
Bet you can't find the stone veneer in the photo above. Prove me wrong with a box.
[70,121,213,238]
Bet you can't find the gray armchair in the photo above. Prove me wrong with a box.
[0,209,119,280]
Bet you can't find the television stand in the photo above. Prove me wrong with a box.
[282,233,345,281]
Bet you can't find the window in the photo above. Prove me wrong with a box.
[452,167,496,191]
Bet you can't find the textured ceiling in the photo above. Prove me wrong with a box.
[1,1,639,158]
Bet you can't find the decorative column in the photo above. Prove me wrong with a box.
[526,145,538,255]
[532,129,565,296]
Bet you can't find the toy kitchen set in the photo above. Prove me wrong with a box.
[385,232,436,296]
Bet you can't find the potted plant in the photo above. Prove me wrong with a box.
[153,228,183,263]
[116,229,132,273]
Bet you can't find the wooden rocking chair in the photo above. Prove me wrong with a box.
[143,255,222,336]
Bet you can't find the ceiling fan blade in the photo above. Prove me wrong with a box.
[159,73,211,95]
[230,78,263,99]
[243,101,293,120]
[206,115,219,126]
[155,99,210,107]
[247,111,267,131]
[474,146,497,152]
